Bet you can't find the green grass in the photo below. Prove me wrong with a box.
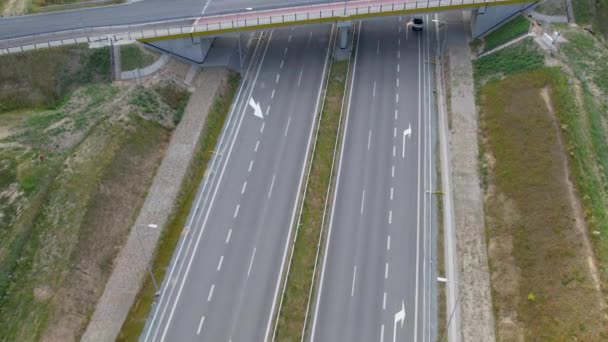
[474,38,544,88]
[572,0,594,25]
[117,72,241,341]
[0,45,111,113]
[483,16,530,52]
[274,59,348,340]
[534,0,566,15]
[120,45,157,71]
[558,28,608,291]
[561,30,608,95]
[571,0,608,38]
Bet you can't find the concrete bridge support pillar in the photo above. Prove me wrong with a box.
[470,2,536,39]
[338,20,351,49]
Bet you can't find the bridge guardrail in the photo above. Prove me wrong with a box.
[0,0,531,55]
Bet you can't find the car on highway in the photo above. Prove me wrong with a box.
[412,15,424,31]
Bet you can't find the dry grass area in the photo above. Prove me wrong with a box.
[0,47,189,341]
[479,69,606,339]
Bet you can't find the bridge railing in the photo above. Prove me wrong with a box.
[0,0,530,54]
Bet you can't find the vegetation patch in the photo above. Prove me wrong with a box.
[117,72,240,341]
[558,27,608,296]
[482,15,530,52]
[274,59,347,340]
[0,45,111,113]
[535,0,566,16]
[474,38,544,87]
[0,46,189,340]
[120,44,158,71]
[479,67,606,340]
[571,0,608,38]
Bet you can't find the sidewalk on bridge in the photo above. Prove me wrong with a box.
[82,67,230,342]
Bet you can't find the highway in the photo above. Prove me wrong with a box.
[311,16,436,342]
[0,0,341,39]
[141,24,333,341]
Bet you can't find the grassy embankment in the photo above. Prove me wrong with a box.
[0,45,189,341]
[474,36,608,339]
[274,58,348,341]
[117,72,241,341]
[482,15,530,52]
[120,44,159,71]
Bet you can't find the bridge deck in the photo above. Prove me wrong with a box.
[1,0,530,54]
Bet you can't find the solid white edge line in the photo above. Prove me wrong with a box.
[144,31,265,342]
[413,29,422,342]
[351,266,357,296]
[422,21,429,342]
[157,30,275,342]
[310,21,361,342]
[267,24,336,342]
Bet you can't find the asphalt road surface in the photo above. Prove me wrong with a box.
[0,0,341,39]
[311,16,437,342]
[141,24,333,342]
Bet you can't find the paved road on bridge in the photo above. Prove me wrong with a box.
[141,24,333,342]
[0,0,341,39]
[311,16,436,342]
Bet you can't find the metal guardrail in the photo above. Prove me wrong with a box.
[0,0,531,55]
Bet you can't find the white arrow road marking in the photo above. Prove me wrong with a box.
[249,97,263,119]
[403,124,412,158]
[393,301,406,342]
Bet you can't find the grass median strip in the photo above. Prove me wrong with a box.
[274,58,348,340]
[117,72,240,341]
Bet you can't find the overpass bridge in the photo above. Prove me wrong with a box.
[0,0,534,55]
